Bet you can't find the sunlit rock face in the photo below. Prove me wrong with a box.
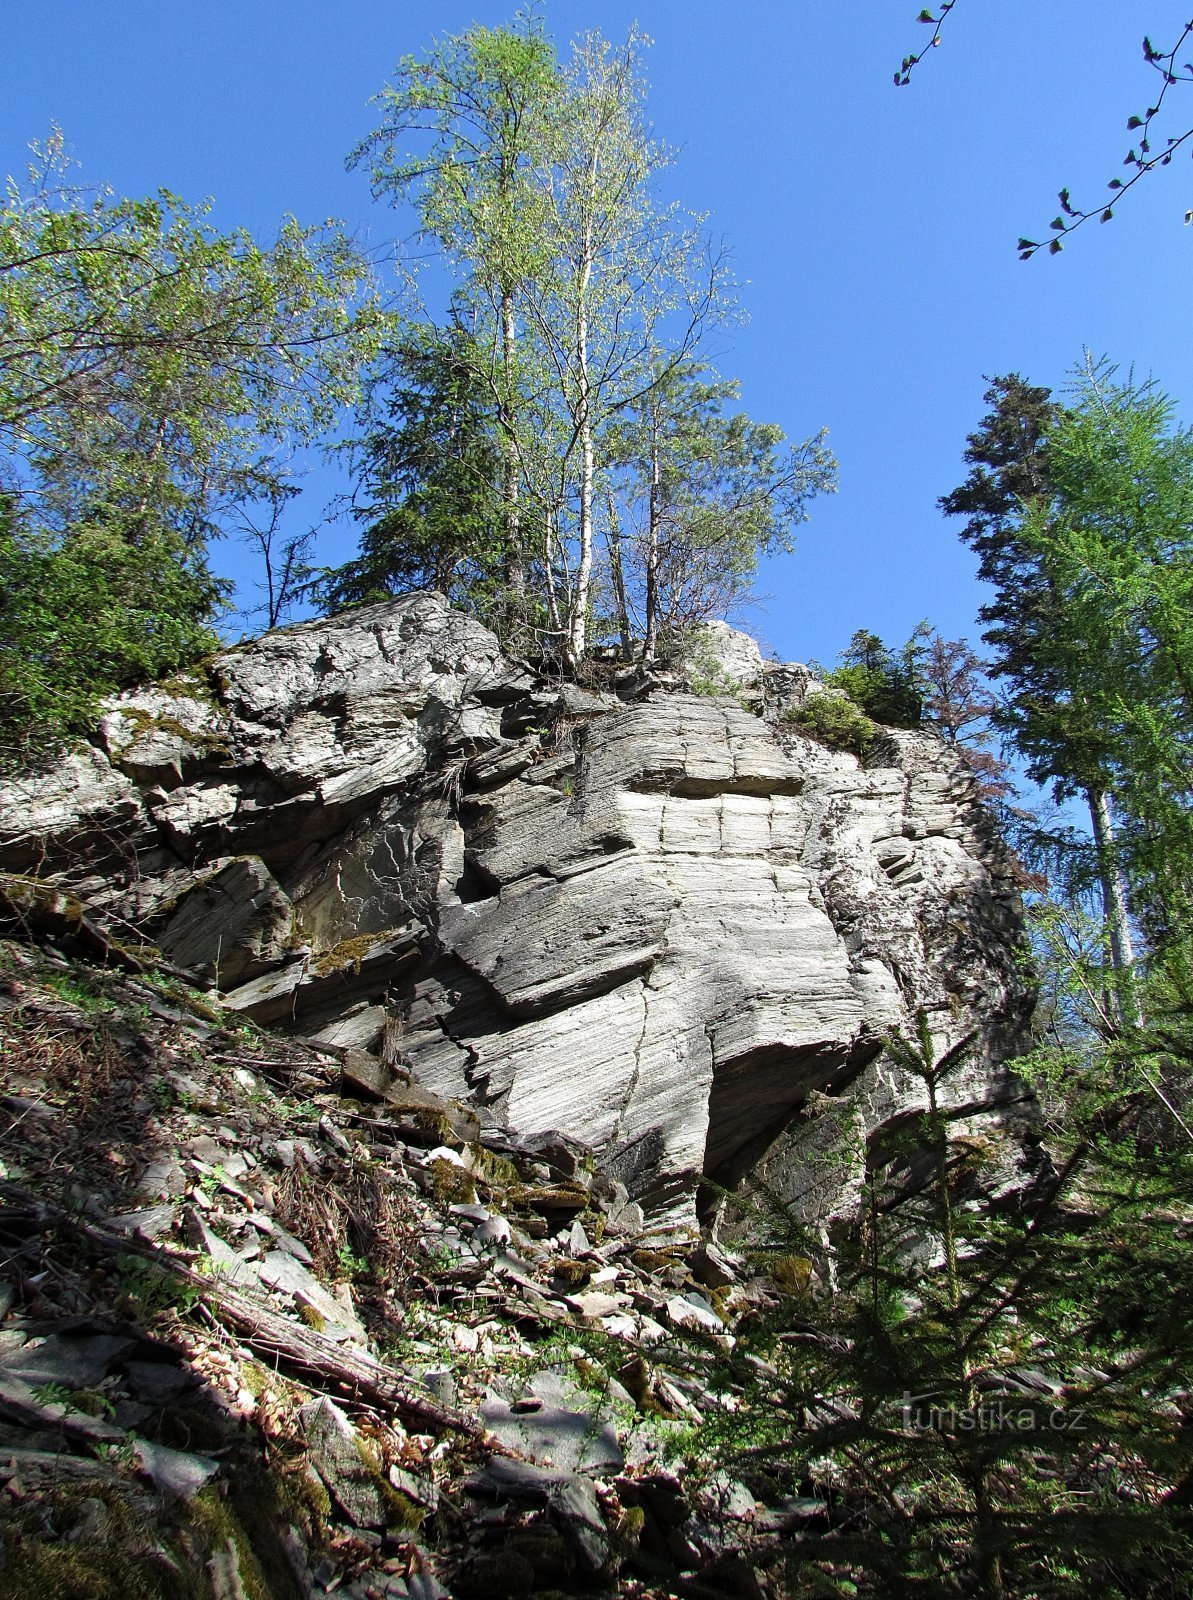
[0,595,1036,1223]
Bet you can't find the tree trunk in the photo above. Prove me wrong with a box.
[605,489,632,660]
[642,416,662,662]
[569,289,594,664]
[567,149,600,668]
[500,289,525,645]
[1087,786,1140,1027]
[543,502,563,644]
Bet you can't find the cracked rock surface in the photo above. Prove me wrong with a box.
[0,593,1036,1224]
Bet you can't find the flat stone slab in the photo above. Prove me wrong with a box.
[257,1250,366,1344]
[480,1396,623,1475]
[0,1331,137,1389]
[301,1396,389,1529]
[466,1456,609,1571]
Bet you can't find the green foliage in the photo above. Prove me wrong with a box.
[352,14,562,643]
[0,1480,216,1600]
[114,1253,200,1317]
[793,624,931,762]
[714,1013,1193,1598]
[786,690,877,755]
[683,636,741,700]
[2,133,383,513]
[850,351,1193,1594]
[823,628,923,727]
[311,324,509,625]
[946,359,1193,976]
[351,21,824,663]
[941,372,1097,794]
[1017,362,1193,944]
[0,516,222,759]
[608,363,836,657]
[0,130,384,757]
[43,969,114,1012]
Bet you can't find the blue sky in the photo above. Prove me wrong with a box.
[4,1,1192,666]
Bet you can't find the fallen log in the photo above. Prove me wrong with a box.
[6,1187,487,1442]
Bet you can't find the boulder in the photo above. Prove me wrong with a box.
[154,856,295,987]
[0,593,1036,1227]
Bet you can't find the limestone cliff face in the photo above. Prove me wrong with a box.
[0,595,1036,1222]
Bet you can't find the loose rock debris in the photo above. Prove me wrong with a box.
[0,938,814,1599]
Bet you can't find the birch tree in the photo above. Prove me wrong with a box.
[609,363,835,659]
[351,17,560,630]
[524,28,735,663]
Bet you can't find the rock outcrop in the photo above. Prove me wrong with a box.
[0,594,1036,1225]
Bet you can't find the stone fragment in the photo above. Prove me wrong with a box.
[124,1360,197,1405]
[340,1050,393,1099]
[475,1215,512,1249]
[155,856,294,988]
[508,1183,590,1215]
[753,1496,829,1533]
[186,1135,226,1164]
[405,1557,452,1600]
[607,1198,645,1235]
[695,1473,757,1521]
[480,1396,623,1475]
[271,1225,314,1266]
[421,1368,456,1408]
[566,1290,631,1320]
[599,1313,638,1339]
[513,1129,592,1181]
[184,1213,256,1285]
[134,1438,219,1498]
[257,1252,366,1344]
[687,1240,738,1290]
[466,1457,609,1573]
[389,1465,439,1510]
[103,1203,177,1240]
[271,1138,318,1170]
[0,1332,137,1389]
[137,1156,186,1200]
[666,1292,725,1334]
[301,1397,389,1529]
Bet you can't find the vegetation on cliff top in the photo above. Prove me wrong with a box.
[2,9,1193,1595]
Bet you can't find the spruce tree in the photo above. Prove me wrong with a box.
[941,373,1136,985]
[310,325,505,622]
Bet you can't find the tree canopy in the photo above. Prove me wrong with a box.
[0,131,385,756]
[328,18,833,664]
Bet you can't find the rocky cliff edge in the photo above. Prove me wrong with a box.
[0,594,1037,1228]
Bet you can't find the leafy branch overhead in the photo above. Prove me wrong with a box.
[900,6,1193,254]
[0,128,387,754]
[894,2,959,86]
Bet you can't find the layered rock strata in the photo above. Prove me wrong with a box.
[0,594,1035,1222]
